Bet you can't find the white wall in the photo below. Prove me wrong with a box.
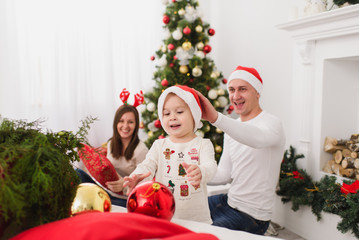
[200,0,294,148]
[200,1,357,240]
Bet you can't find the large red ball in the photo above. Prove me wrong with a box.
[127,181,175,221]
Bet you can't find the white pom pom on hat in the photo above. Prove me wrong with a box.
[227,66,263,95]
[158,85,203,134]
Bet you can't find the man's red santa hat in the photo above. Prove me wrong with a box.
[228,66,263,95]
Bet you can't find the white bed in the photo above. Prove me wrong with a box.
[111,205,281,240]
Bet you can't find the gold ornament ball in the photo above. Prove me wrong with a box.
[216,128,223,134]
[71,183,112,216]
[195,25,203,32]
[214,100,220,108]
[182,41,192,51]
[148,131,154,138]
[217,88,225,96]
[179,65,189,74]
[203,124,211,132]
[192,66,202,77]
[215,145,223,153]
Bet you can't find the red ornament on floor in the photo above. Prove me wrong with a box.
[127,181,175,221]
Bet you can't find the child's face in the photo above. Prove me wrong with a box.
[162,93,196,142]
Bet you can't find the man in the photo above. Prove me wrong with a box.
[196,65,286,235]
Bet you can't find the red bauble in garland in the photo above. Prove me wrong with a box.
[206,85,211,91]
[163,15,170,24]
[154,119,162,129]
[150,56,155,61]
[167,43,175,51]
[203,45,212,54]
[208,28,215,36]
[161,79,169,87]
[169,63,174,68]
[173,55,177,60]
[127,181,175,221]
[183,26,191,35]
[222,78,228,84]
[158,135,165,139]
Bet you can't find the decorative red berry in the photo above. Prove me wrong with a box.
[161,79,169,87]
[167,43,175,51]
[183,26,191,35]
[163,15,170,24]
[154,119,162,128]
[203,45,212,54]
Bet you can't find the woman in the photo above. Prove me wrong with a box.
[76,104,148,207]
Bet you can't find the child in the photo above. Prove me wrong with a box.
[123,85,217,224]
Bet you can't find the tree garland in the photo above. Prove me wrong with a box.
[0,116,96,238]
[277,146,359,239]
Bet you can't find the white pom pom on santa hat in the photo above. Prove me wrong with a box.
[158,85,203,134]
[227,65,263,95]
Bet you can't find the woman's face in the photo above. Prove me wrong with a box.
[117,111,136,141]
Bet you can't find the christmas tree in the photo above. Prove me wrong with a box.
[141,0,230,161]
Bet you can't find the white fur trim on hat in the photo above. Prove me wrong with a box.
[158,86,202,134]
[228,70,263,95]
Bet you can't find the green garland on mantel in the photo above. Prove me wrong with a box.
[277,146,359,239]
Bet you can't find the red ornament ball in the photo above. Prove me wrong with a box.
[183,26,191,35]
[222,78,228,84]
[173,55,177,60]
[163,15,170,24]
[161,79,169,87]
[158,135,165,139]
[169,63,174,68]
[203,45,212,54]
[127,181,175,221]
[206,85,211,91]
[167,43,175,51]
[208,28,215,36]
[150,56,155,61]
[154,119,162,128]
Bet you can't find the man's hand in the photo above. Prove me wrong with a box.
[123,172,151,195]
[195,90,218,123]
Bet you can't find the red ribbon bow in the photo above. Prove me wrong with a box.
[341,180,359,194]
[292,171,304,180]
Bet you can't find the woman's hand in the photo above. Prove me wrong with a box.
[195,90,218,123]
[123,172,151,195]
[105,173,124,193]
[182,162,202,189]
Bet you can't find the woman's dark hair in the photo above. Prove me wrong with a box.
[110,104,140,160]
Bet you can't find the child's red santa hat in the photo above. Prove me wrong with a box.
[158,85,202,133]
[228,66,263,95]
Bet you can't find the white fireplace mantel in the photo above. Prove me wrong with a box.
[276,5,359,179]
[277,4,359,42]
[275,6,359,240]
